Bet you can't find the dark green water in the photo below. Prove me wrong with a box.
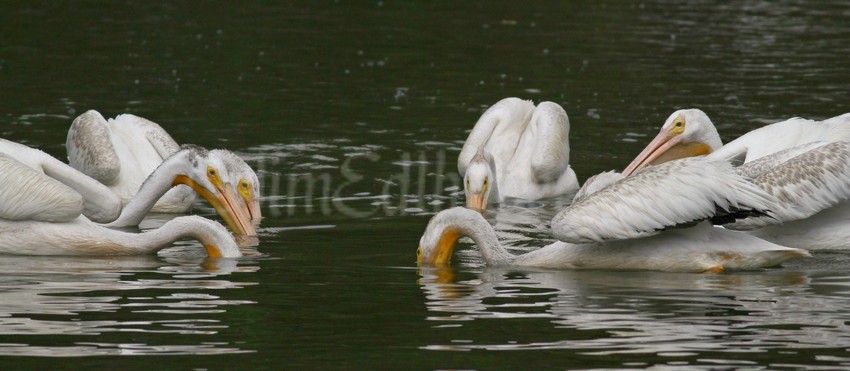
[2,1,850,369]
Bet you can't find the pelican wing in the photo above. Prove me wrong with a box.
[727,141,850,230]
[111,113,181,160]
[0,153,83,222]
[529,102,571,183]
[67,110,121,184]
[572,171,624,204]
[710,113,850,165]
[458,98,535,177]
[552,157,776,244]
[732,141,828,179]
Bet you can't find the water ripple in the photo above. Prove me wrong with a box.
[0,255,258,356]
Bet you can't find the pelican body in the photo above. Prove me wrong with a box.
[419,158,808,273]
[624,109,850,250]
[0,216,240,257]
[418,209,805,273]
[0,138,121,223]
[104,145,257,237]
[67,110,192,213]
[4,134,256,236]
[458,98,579,211]
[67,110,262,227]
[0,153,240,257]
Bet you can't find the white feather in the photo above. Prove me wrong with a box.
[552,157,776,244]
[728,141,850,229]
[419,207,807,273]
[458,98,579,205]
[0,154,83,222]
[67,110,193,213]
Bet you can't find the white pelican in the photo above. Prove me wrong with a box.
[67,110,191,213]
[67,110,263,225]
[211,149,262,227]
[623,109,850,250]
[458,98,579,211]
[103,145,256,237]
[418,158,808,273]
[623,109,850,175]
[0,138,121,223]
[2,136,255,236]
[0,153,241,257]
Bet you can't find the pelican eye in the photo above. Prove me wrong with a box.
[207,167,221,183]
[670,118,686,135]
[238,178,253,200]
[416,246,423,262]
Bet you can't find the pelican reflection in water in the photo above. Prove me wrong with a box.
[415,265,836,354]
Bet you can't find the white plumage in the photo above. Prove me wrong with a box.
[0,138,121,223]
[67,110,262,226]
[624,109,850,175]
[1,135,255,236]
[728,141,850,229]
[553,157,775,244]
[418,158,807,273]
[102,145,257,237]
[458,98,579,211]
[0,153,83,222]
[725,141,850,250]
[67,110,193,213]
[0,154,240,257]
[711,112,850,164]
[417,209,806,273]
[624,109,850,250]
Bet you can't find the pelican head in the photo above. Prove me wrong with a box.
[211,149,262,227]
[623,109,723,176]
[168,146,256,236]
[417,208,473,265]
[463,151,498,212]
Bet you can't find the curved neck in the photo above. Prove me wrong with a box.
[106,153,193,227]
[95,216,238,257]
[458,98,535,176]
[451,210,513,264]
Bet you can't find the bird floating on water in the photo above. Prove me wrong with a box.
[104,145,258,237]
[1,136,256,237]
[67,110,262,227]
[419,157,808,273]
[624,109,850,250]
[458,98,579,212]
[0,153,241,257]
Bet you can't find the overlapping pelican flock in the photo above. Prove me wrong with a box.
[5,102,848,274]
[4,1,850,368]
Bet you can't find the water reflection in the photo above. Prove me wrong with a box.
[0,253,258,356]
[418,266,850,357]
